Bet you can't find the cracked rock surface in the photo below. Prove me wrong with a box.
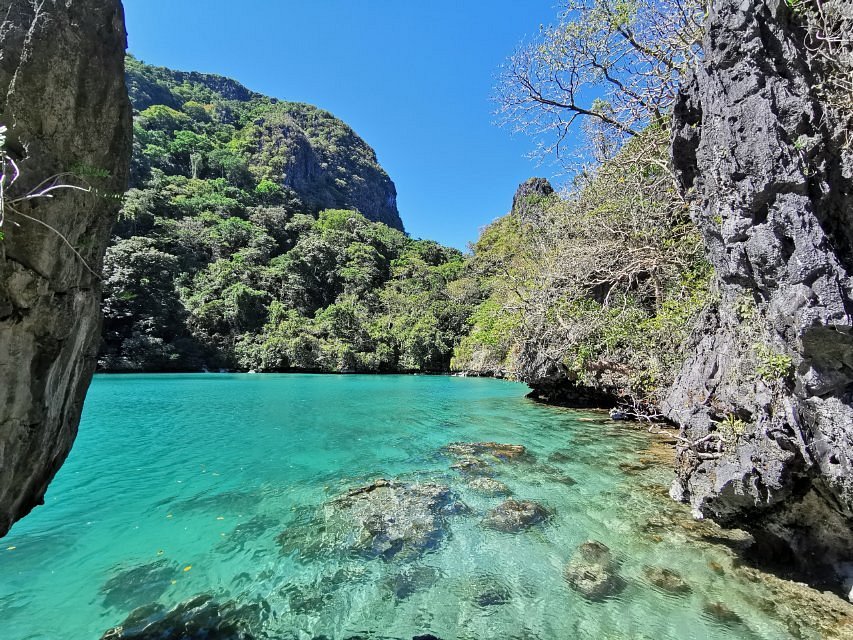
[665,0,853,585]
[0,0,132,536]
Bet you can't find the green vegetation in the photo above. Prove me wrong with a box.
[452,125,713,413]
[754,344,794,383]
[107,45,715,398]
[100,58,469,372]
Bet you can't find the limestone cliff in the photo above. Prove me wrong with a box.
[126,59,403,231]
[665,0,853,585]
[0,0,132,536]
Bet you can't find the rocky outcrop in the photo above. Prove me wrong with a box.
[511,177,554,226]
[666,0,853,586]
[126,60,404,230]
[0,0,132,536]
[563,540,625,600]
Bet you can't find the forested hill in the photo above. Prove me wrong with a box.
[99,57,473,373]
[124,56,402,229]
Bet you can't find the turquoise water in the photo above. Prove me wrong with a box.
[0,374,836,639]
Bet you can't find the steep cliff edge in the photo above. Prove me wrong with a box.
[0,0,132,536]
[665,0,853,585]
[125,58,403,231]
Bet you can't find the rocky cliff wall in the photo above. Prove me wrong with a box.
[665,0,853,587]
[0,0,132,536]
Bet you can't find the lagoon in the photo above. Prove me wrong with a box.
[0,374,841,639]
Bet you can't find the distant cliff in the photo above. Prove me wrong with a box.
[99,59,470,373]
[126,57,402,230]
[0,0,132,536]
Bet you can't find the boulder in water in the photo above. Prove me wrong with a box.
[467,476,512,496]
[100,594,259,639]
[320,479,463,560]
[443,442,530,462]
[564,541,625,601]
[481,499,550,532]
[643,566,692,595]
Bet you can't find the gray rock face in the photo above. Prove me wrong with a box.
[512,177,555,226]
[247,104,403,231]
[0,0,132,536]
[666,0,853,581]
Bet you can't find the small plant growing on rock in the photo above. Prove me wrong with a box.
[754,343,794,383]
[734,294,757,321]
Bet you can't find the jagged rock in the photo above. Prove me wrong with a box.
[481,499,550,532]
[312,479,463,560]
[512,177,555,225]
[564,541,624,600]
[0,0,132,536]
[642,566,692,595]
[665,0,853,588]
[100,594,259,639]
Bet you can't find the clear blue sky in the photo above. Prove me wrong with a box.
[121,0,564,250]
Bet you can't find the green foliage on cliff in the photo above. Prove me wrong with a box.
[452,126,713,412]
[100,58,467,372]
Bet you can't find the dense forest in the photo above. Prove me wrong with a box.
[100,58,474,373]
[103,52,711,407]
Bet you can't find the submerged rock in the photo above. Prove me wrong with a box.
[443,442,533,479]
[385,565,441,600]
[564,541,624,601]
[532,463,578,487]
[101,594,259,639]
[547,451,572,464]
[461,574,514,609]
[289,479,464,561]
[450,458,493,477]
[443,442,530,462]
[481,499,550,533]
[467,476,512,496]
[642,566,692,595]
[702,601,743,626]
[100,559,179,610]
[473,583,512,608]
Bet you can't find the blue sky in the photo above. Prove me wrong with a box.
[121,0,565,250]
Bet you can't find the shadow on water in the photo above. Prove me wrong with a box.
[100,559,181,610]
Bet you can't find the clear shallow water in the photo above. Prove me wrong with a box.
[0,374,840,639]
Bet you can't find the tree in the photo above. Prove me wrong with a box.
[497,0,705,161]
